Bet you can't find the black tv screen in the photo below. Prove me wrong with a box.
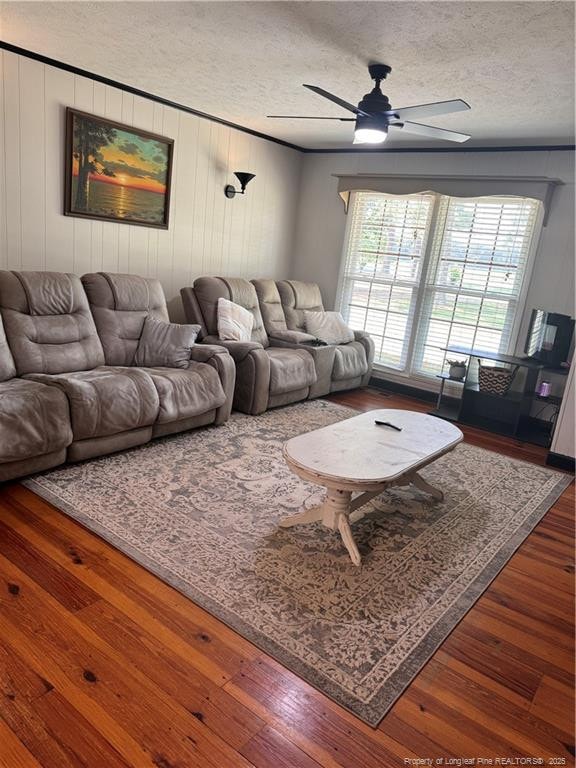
[525,309,574,367]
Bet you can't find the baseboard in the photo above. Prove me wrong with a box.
[369,376,439,404]
[545,451,576,472]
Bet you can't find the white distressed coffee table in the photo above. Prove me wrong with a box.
[280,409,463,565]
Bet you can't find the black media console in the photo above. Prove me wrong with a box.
[430,346,566,447]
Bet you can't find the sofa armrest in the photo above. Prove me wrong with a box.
[190,344,236,425]
[202,335,264,363]
[204,336,271,415]
[353,330,375,356]
[189,343,230,363]
[353,330,375,382]
[268,329,317,344]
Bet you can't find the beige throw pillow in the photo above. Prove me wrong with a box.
[134,316,200,368]
[217,297,254,342]
[305,311,355,345]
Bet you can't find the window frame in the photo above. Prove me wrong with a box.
[336,190,544,384]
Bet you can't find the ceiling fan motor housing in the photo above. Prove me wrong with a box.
[359,63,394,116]
[358,89,392,114]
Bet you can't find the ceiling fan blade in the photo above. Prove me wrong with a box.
[390,121,471,143]
[303,84,369,116]
[267,115,355,121]
[388,99,470,121]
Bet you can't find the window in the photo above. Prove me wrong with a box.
[338,192,541,377]
[338,194,434,370]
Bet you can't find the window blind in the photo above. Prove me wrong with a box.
[412,196,541,376]
[338,192,434,370]
[337,191,541,378]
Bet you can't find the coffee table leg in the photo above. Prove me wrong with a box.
[411,471,444,501]
[337,514,362,566]
[280,488,362,566]
[279,505,323,528]
[323,488,362,566]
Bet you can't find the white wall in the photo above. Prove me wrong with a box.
[0,51,302,320]
[551,364,575,459]
[292,150,575,357]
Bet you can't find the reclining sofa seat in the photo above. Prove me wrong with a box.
[0,272,169,461]
[275,280,374,392]
[251,279,338,398]
[81,272,234,435]
[0,270,161,463]
[180,277,316,414]
[0,311,72,481]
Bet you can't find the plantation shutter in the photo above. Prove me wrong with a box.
[412,196,541,376]
[338,192,434,370]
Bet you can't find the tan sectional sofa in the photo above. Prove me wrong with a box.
[0,270,235,482]
[0,270,373,482]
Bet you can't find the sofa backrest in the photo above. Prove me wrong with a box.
[251,279,288,337]
[82,272,169,366]
[0,271,105,375]
[276,280,325,332]
[185,277,269,347]
[0,313,16,382]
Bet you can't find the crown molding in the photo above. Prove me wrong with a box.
[0,40,303,151]
[302,144,575,154]
[1,41,574,156]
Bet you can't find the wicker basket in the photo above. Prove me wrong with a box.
[478,362,518,395]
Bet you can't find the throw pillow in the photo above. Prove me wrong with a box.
[134,315,200,368]
[304,311,355,345]
[217,297,254,342]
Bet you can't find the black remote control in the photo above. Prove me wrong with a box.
[374,420,402,431]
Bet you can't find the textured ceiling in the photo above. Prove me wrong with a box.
[1,1,574,149]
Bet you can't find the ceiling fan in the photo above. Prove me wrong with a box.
[268,63,471,145]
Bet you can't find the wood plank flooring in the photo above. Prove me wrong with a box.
[0,388,573,767]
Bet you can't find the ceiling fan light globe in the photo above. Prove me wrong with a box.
[353,128,388,144]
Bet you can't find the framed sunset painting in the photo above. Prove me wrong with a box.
[64,108,174,228]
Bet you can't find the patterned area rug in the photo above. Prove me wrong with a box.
[25,400,572,726]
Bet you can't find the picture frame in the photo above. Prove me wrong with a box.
[64,108,174,229]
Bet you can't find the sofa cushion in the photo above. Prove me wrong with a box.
[267,347,316,396]
[0,378,72,462]
[333,342,369,381]
[217,297,254,342]
[192,277,269,347]
[305,311,355,345]
[143,363,227,424]
[251,279,288,336]
[134,316,200,369]
[0,271,105,375]
[82,273,169,366]
[276,280,324,332]
[25,366,159,441]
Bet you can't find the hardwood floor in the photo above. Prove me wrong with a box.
[0,388,573,767]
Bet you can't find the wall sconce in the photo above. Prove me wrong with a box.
[225,171,255,199]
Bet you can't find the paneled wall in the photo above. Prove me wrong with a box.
[0,51,302,319]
